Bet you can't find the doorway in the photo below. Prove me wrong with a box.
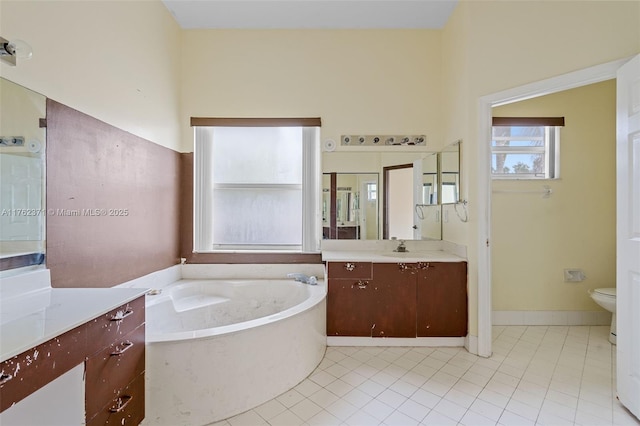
[383,164,414,240]
[475,59,627,358]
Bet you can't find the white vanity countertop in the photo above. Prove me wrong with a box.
[322,250,466,263]
[0,287,147,362]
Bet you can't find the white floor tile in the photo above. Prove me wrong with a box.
[377,388,408,408]
[469,398,505,422]
[460,409,499,426]
[397,399,431,422]
[294,379,322,397]
[267,409,305,426]
[443,388,476,409]
[289,398,322,421]
[432,398,467,422]
[343,388,375,409]
[276,389,306,409]
[254,399,288,421]
[420,409,459,425]
[362,398,395,422]
[307,388,339,409]
[344,409,382,426]
[325,378,354,397]
[325,399,359,421]
[410,388,443,409]
[227,410,268,426]
[306,409,342,426]
[211,326,630,426]
[499,409,537,426]
[383,409,420,426]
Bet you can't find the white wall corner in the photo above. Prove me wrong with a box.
[465,334,479,356]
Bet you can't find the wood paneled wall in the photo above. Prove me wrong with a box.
[46,100,181,288]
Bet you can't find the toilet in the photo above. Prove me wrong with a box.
[589,287,616,344]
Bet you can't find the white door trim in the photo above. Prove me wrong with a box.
[476,58,630,358]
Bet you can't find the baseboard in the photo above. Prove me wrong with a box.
[327,336,465,347]
[492,310,611,326]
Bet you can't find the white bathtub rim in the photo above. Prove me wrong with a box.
[146,278,327,343]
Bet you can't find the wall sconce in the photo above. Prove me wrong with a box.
[1,36,32,66]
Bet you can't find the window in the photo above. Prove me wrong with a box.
[367,182,377,201]
[491,117,563,179]
[192,118,321,253]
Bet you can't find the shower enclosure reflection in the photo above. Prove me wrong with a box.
[0,78,46,269]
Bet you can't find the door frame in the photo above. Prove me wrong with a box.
[475,58,630,357]
[382,163,413,240]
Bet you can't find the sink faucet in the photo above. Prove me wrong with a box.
[394,240,408,253]
[287,273,318,285]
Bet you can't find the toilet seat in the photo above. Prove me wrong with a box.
[593,288,616,297]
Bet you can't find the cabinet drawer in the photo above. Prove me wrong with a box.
[0,325,86,412]
[87,372,144,426]
[87,296,145,355]
[86,324,145,417]
[327,262,372,279]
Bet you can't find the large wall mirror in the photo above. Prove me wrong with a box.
[440,141,461,204]
[323,173,379,239]
[322,142,461,241]
[323,150,443,241]
[0,78,46,270]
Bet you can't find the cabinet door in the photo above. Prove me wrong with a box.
[327,278,376,336]
[417,262,467,337]
[371,263,417,338]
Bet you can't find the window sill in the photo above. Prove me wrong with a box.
[184,252,323,264]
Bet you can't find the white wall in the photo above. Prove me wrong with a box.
[0,0,183,151]
[180,29,442,153]
[441,0,640,335]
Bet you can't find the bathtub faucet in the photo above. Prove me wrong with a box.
[287,273,318,285]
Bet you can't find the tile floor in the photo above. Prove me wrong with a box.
[212,326,640,426]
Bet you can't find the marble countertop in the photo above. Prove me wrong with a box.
[1,286,147,362]
[322,250,466,263]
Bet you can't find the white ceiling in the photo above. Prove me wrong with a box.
[162,0,459,30]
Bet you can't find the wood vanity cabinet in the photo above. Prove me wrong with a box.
[416,262,467,337]
[370,263,416,338]
[86,296,146,425]
[326,262,375,336]
[0,294,145,426]
[326,261,467,338]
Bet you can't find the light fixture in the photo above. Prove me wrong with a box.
[0,36,33,66]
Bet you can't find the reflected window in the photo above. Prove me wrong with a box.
[367,182,377,201]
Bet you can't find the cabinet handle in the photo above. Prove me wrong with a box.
[418,262,431,269]
[109,395,133,413]
[352,280,368,289]
[0,373,12,385]
[345,262,355,271]
[110,308,133,321]
[111,341,134,356]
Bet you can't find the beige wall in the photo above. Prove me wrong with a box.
[441,0,640,335]
[180,30,442,153]
[0,0,182,151]
[492,80,616,311]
